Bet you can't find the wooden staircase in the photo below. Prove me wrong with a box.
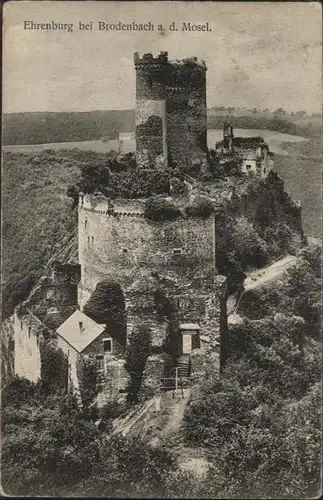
[176,355,191,378]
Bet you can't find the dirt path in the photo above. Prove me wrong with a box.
[227,254,299,319]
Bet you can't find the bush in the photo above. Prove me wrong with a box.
[144,196,182,222]
[185,197,214,218]
[83,280,126,346]
[124,324,151,403]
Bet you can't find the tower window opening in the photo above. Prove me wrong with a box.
[87,236,90,246]
[91,236,94,246]
[85,218,87,228]
[122,248,128,254]
[173,248,183,255]
[28,326,31,338]
[103,338,112,353]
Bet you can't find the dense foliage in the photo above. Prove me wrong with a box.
[144,196,182,221]
[83,280,126,346]
[183,248,322,498]
[39,342,69,396]
[1,379,176,497]
[76,356,102,421]
[239,245,321,340]
[2,150,79,319]
[125,324,151,402]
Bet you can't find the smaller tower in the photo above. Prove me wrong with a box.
[223,122,234,152]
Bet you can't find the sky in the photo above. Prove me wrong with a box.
[3,1,322,113]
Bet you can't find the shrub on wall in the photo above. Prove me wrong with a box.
[144,196,182,222]
[39,342,68,395]
[185,197,214,218]
[124,324,151,403]
[83,280,126,347]
[76,356,101,421]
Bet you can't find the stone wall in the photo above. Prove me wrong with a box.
[78,195,216,310]
[82,330,125,358]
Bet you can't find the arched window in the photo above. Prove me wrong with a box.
[85,218,87,228]
[87,236,90,246]
[91,236,94,246]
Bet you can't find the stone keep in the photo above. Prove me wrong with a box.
[134,52,207,169]
[78,194,216,311]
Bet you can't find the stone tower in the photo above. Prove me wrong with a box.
[134,52,169,168]
[166,59,207,168]
[134,52,207,169]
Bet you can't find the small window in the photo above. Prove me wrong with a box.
[173,248,183,255]
[91,236,94,246]
[122,248,128,254]
[85,218,87,228]
[87,236,90,246]
[28,326,31,338]
[20,321,23,330]
[96,355,104,371]
[103,338,112,353]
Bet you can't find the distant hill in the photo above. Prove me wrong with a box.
[2,110,135,145]
[3,109,320,145]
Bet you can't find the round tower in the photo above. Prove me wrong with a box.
[134,52,169,168]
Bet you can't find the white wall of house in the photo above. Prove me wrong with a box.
[13,312,41,383]
[241,158,257,174]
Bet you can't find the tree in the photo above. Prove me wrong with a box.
[144,196,182,222]
[77,356,102,421]
[78,164,111,196]
[66,185,79,209]
[39,342,68,396]
[83,280,126,346]
[274,107,286,115]
[124,324,151,403]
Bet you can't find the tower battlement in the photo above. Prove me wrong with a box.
[134,51,169,68]
[134,51,207,169]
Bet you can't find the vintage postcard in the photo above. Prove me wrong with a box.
[1,1,322,498]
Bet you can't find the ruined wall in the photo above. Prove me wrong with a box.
[78,194,216,311]
[12,311,43,382]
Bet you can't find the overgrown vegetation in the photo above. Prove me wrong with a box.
[2,150,79,319]
[83,280,126,347]
[76,356,102,421]
[183,246,322,498]
[1,378,178,497]
[124,324,151,403]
